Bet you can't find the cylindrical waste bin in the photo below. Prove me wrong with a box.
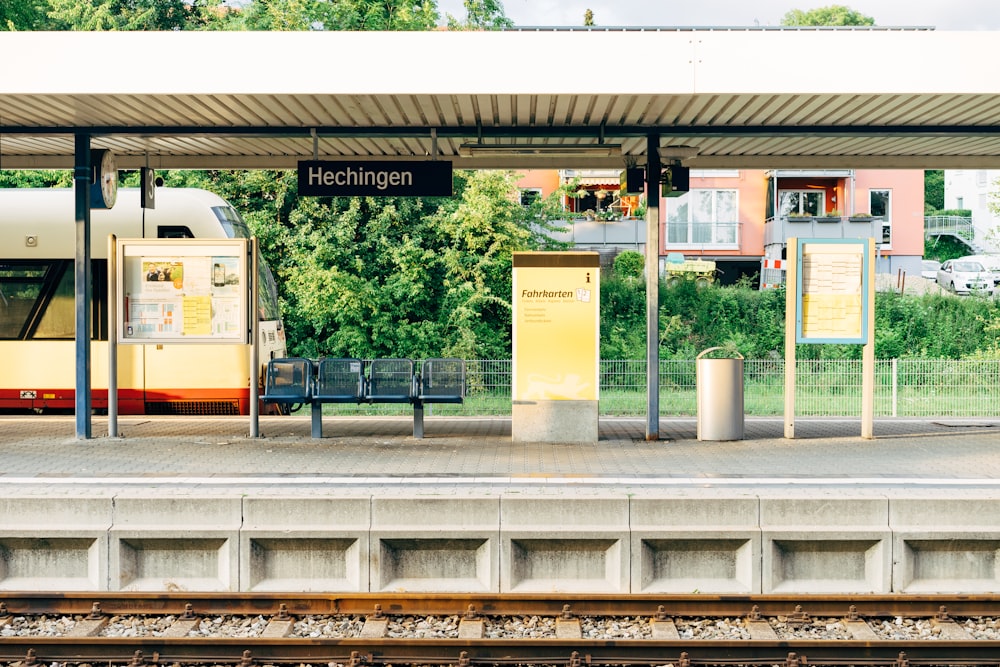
[696,347,744,441]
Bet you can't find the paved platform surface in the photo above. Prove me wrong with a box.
[2,414,998,489]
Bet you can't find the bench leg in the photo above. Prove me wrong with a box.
[413,399,424,439]
[311,401,324,438]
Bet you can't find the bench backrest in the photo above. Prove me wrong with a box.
[263,357,313,402]
[419,358,466,401]
[367,358,414,402]
[315,358,365,401]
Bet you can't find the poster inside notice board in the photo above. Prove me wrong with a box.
[116,238,249,344]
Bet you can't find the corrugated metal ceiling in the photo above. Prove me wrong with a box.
[2,29,1000,170]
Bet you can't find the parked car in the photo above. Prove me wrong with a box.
[921,259,941,280]
[936,259,998,295]
[958,254,1000,272]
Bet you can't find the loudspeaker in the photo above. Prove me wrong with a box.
[662,165,689,197]
[619,167,644,195]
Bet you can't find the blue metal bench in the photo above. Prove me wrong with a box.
[413,358,466,438]
[262,357,313,406]
[310,358,365,438]
[263,357,466,438]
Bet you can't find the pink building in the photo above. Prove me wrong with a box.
[519,168,925,286]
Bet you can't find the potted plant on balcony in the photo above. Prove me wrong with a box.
[787,211,813,222]
[815,209,842,223]
[848,210,877,222]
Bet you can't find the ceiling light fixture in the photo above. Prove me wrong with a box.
[459,143,622,158]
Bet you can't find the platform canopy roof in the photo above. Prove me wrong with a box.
[3,28,1000,171]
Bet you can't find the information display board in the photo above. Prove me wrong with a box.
[795,238,871,344]
[512,252,600,401]
[116,238,249,344]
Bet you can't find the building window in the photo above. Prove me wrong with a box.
[870,189,891,246]
[778,190,824,217]
[519,188,542,207]
[691,169,740,178]
[666,189,739,247]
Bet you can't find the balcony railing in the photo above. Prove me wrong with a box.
[665,221,740,249]
[764,215,881,246]
[925,215,974,241]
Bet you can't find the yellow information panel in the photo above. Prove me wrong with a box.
[795,239,871,344]
[512,252,600,401]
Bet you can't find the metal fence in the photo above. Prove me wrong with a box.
[319,358,1000,418]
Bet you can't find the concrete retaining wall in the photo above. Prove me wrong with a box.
[2,491,999,593]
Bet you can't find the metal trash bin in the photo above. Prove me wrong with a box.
[696,347,744,441]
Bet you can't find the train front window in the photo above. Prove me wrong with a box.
[257,258,281,322]
[212,206,251,239]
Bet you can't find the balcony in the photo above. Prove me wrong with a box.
[543,216,646,249]
[764,215,880,247]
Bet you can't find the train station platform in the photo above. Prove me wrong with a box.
[1,414,999,595]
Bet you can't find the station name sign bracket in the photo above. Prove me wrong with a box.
[298,160,452,197]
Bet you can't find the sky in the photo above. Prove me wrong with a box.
[435,0,1000,30]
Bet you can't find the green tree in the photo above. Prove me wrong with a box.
[446,0,512,29]
[583,8,594,26]
[233,0,439,31]
[780,5,875,26]
[924,169,944,212]
[1,0,53,29]
[46,0,224,30]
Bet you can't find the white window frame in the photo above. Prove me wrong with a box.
[870,188,892,248]
[519,187,542,207]
[666,188,739,249]
[778,189,825,217]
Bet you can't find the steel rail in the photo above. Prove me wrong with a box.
[3,592,1000,618]
[2,637,1000,666]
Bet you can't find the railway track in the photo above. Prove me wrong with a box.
[2,593,999,666]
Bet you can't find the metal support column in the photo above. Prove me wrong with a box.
[250,238,260,438]
[108,234,118,438]
[74,134,93,439]
[645,133,661,440]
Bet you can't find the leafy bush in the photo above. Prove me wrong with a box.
[600,275,1000,360]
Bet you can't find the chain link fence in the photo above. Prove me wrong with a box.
[317,358,1000,418]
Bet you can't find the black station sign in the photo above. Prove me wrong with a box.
[297,160,453,197]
